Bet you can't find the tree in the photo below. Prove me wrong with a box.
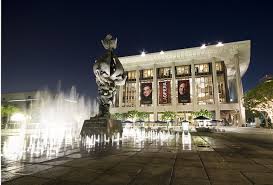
[137,111,149,121]
[111,113,123,120]
[127,110,139,122]
[111,112,129,121]
[1,104,20,128]
[193,109,212,119]
[122,112,128,120]
[244,80,273,127]
[161,111,176,121]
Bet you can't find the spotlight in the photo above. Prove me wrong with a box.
[141,51,146,57]
[200,44,206,49]
[216,42,224,47]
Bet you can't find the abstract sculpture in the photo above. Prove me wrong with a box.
[81,34,126,136]
[93,34,127,118]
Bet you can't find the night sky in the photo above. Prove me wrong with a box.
[2,0,273,99]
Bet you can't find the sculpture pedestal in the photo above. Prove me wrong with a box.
[81,116,122,137]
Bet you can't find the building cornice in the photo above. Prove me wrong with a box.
[119,40,251,77]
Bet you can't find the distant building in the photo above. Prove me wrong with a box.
[1,90,88,129]
[110,40,251,126]
[1,91,38,111]
[1,91,38,128]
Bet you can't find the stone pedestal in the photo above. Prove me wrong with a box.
[81,116,122,137]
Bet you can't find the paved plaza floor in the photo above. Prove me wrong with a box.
[2,128,273,185]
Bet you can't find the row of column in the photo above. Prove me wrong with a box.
[118,57,244,123]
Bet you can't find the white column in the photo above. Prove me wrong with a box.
[136,68,140,108]
[191,62,197,112]
[212,58,220,120]
[171,63,177,123]
[234,54,246,126]
[119,85,123,107]
[153,64,158,121]
[171,62,176,111]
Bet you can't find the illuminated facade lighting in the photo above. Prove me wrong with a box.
[113,40,251,126]
[216,42,224,47]
[200,44,207,49]
[141,51,146,57]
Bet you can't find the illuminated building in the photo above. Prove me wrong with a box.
[111,40,251,125]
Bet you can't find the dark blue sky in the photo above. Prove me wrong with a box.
[2,0,273,98]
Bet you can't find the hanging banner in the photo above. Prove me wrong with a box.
[178,80,190,103]
[140,83,152,104]
[159,81,171,104]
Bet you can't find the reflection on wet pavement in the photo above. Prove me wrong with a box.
[81,128,192,152]
[2,128,273,185]
[1,127,192,181]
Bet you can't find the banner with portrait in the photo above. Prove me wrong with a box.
[140,83,152,104]
[159,81,171,104]
[178,80,190,103]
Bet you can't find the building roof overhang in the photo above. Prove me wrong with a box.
[119,40,251,77]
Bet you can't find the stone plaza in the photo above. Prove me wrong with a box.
[2,128,273,185]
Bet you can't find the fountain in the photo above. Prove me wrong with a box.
[2,35,126,164]
[1,86,95,162]
[1,36,194,183]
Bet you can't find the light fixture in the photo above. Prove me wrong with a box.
[216,42,224,47]
[160,50,164,54]
[200,44,206,49]
[141,51,146,57]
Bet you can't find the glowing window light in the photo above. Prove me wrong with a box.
[141,51,146,57]
[216,42,224,47]
[10,113,26,122]
[200,44,207,49]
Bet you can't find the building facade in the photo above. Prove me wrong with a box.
[110,40,251,126]
[1,91,37,111]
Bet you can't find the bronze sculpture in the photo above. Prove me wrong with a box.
[93,34,127,117]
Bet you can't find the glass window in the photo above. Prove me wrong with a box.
[158,67,172,78]
[142,69,153,79]
[127,71,136,80]
[195,63,210,75]
[217,74,227,103]
[122,82,136,107]
[216,62,224,72]
[176,65,191,76]
[195,76,214,104]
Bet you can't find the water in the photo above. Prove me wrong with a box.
[1,87,96,163]
[81,127,192,153]
[1,87,192,179]
[2,127,192,165]
[2,125,192,182]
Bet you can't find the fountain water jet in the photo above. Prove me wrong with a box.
[1,86,98,162]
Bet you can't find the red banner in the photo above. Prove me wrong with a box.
[159,81,171,104]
